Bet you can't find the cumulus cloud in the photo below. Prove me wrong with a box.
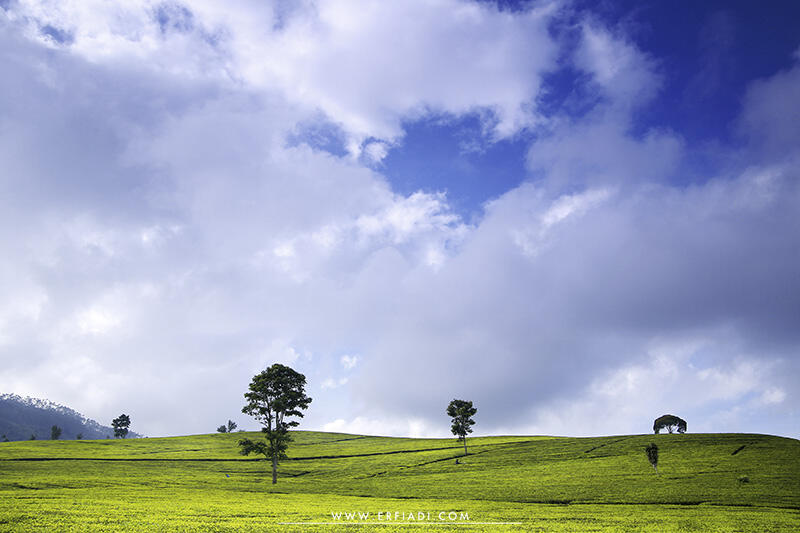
[349,164,799,435]
[737,51,800,161]
[340,355,359,370]
[321,377,348,390]
[322,416,442,438]
[362,141,390,165]
[0,1,797,440]
[5,0,560,152]
[574,21,661,108]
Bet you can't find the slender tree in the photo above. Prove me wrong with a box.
[217,424,228,433]
[645,442,659,473]
[50,425,62,440]
[112,414,131,439]
[239,364,312,484]
[446,399,477,457]
[227,420,237,433]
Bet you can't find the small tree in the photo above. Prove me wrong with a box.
[29,434,36,440]
[112,414,131,439]
[446,399,477,457]
[217,420,237,433]
[76,433,83,440]
[645,442,659,473]
[653,414,687,434]
[50,425,62,440]
[239,364,312,484]
[2,434,8,442]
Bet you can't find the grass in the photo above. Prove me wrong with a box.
[0,431,798,531]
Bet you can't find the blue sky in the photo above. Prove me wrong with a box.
[0,0,798,439]
[375,0,800,213]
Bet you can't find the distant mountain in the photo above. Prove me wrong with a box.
[0,393,140,441]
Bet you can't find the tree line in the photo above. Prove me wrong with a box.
[234,363,480,484]
[2,362,685,484]
[2,416,132,442]
[233,363,688,484]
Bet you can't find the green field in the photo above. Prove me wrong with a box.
[1,431,798,531]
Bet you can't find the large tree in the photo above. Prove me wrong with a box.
[112,414,131,439]
[653,414,686,434]
[446,399,477,457]
[239,364,312,484]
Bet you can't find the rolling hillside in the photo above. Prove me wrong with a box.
[0,431,798,531]
[0,394,139,441]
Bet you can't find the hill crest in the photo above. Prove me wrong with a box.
[0,393,139,441]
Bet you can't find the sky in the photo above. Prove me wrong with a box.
[0,0,798,439]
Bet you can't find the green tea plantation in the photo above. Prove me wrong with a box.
[1,431,798,531]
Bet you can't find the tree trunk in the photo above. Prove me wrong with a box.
[463,438,468,457]
[272,456,278,484]
[653,464,658,474]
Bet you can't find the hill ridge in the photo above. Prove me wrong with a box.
[0,393,139,441]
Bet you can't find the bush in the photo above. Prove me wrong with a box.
[645,443,659,473]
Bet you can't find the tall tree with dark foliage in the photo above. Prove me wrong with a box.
[239,364,312,484]
[112,414,131,439]
[447,399,477,457]
[645,442,659,473]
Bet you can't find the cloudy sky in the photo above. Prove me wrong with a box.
[1,0,798,439]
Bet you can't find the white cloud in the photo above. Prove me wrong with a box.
[322,416,446,438]
[76,307,121,336]
[0,1,797,441]
[737,54,800,161]
[511,187,612,257]
[527,113,684,190]
[511,337,786,437]
[5,0,560,151]
[321,377,348,390]
[759,388,786,406]
[0,280,48,346]
[575,21,661,108]
[355,191,464,245]
[263,339,303,366]
[362,141,390,164]
[140,224,182,247]
[340,355,359,370]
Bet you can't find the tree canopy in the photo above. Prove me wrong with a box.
[653,414,687,434]
[217,420,238,433]
[112,414,131,439]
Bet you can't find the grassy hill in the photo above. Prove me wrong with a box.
[1,431,798,531]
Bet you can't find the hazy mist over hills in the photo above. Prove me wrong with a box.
[0,394,139,441]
